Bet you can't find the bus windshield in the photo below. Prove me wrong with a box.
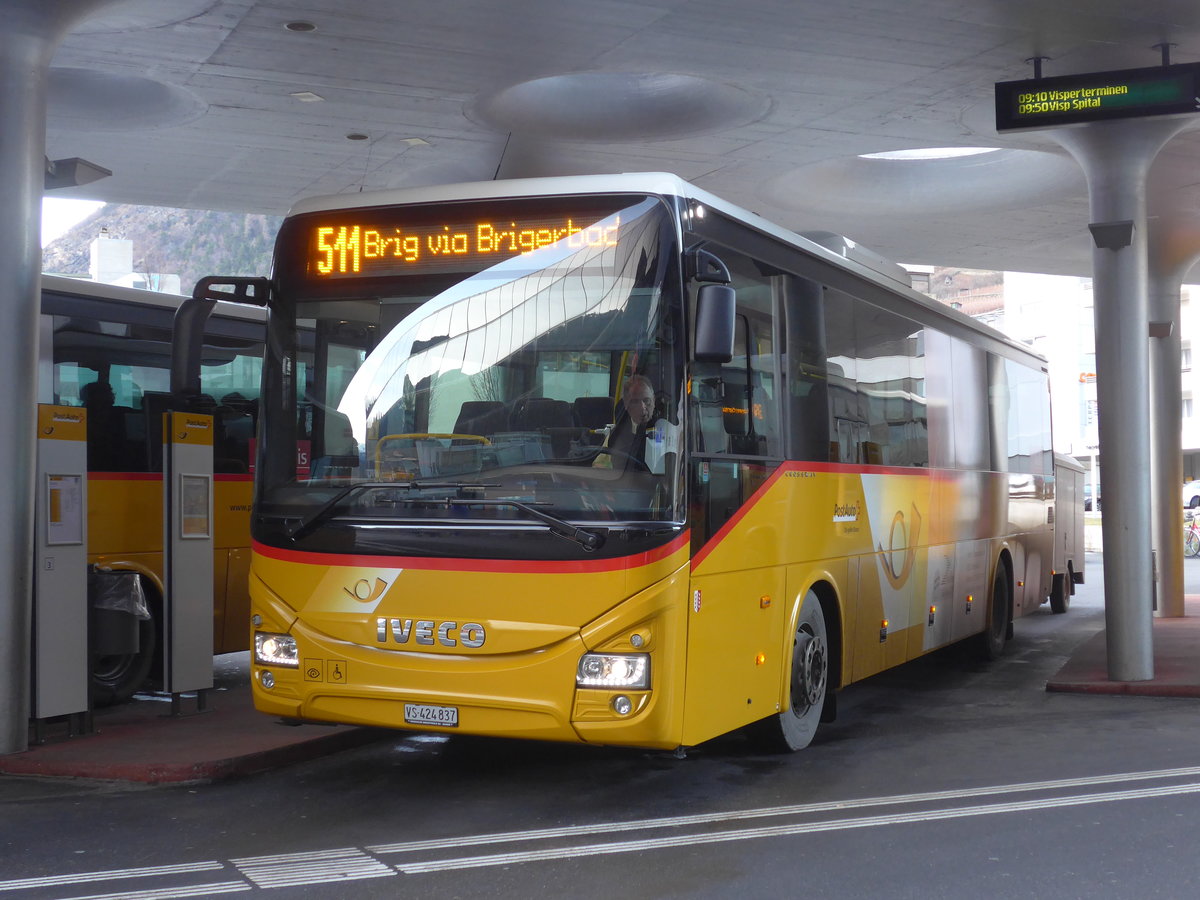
[255,194,685,545]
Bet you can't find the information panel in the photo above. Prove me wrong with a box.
[995,62,1200,132]
[162,411,214,697]
[33,405,89,720]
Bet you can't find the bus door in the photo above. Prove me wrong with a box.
[683,253,787,744]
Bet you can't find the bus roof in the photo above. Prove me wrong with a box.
[284,173,1045,368]
[41,273,266,323]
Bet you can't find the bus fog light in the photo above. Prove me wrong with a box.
[260,671,275,689]
[576,653,649,689]
[612,695,633,716]
[255,632,299,668]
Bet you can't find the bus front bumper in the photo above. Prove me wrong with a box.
[250,614,680,750]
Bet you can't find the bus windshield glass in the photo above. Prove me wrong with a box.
[256,194,685,540]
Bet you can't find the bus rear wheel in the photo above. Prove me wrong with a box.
[1049,572,1070,614]
[977,566,1010,661]
[753,591,828,752]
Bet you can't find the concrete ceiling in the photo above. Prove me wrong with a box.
[43,0,1200,278]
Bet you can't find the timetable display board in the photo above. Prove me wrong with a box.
[995,63,1200,132]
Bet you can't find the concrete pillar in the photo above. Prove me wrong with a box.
[1052,119,1191,682]
[0,0,120,755]
[1149,267,1186,618]
[1146,210,1200,619]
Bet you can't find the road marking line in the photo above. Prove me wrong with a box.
[231,848,393,889]
[370,764,1200,855]
[0,862,226,893]
[396,781,1200,873]
[55,882,249,900]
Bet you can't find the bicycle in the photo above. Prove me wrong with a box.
[1185,513,1200,558]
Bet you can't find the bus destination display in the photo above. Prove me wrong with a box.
[309,213,621,278]
[995,62,1200,132]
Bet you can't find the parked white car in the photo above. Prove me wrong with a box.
[1183,480,1200,509]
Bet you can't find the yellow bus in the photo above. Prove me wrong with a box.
[199,173,1060,751]
[40,274,266,704]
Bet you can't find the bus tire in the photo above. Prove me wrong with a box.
[753,590,828,752]
[977,565,1010,661]
[1049,572,1070,614]
[90,581,158,706]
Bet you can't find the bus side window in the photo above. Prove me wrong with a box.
[781,275,831,463]
[855,307,928,468]
[822,290,862,463]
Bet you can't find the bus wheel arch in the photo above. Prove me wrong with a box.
[808,581,841,722]
[89,563,162,706]
[752,582,840,752]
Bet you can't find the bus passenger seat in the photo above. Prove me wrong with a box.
[573,396,613,428]
[80,381,122,471]
[512,398,576,457]
[453,400,507,437]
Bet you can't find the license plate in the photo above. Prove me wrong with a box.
[404,703,459,727]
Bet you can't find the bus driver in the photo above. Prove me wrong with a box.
[597,373,679,475]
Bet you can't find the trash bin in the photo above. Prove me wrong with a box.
[88,569,150,656]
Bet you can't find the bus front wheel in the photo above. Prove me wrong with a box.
[753,591,828,752]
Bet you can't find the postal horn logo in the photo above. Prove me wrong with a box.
[345,577,388,604]
[877,505,922,589]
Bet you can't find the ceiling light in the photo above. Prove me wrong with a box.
[284,21,316,32]
[858,147,1001,161]
[345,133,370,141]
[290,91,324,103]
[44,156,112,190]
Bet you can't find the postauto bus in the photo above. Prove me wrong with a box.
[192,173,1057,752]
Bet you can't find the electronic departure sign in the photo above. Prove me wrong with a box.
[995,62,1200,132]
[303,206,625,280]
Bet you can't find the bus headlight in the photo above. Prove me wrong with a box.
[576,653,649,689]
[255,632,299,668]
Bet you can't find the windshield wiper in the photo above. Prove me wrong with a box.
[279,480,499,542]
[438,497,607,551]
[278,482,606,551]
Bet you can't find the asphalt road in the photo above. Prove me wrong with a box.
[3,551,1200,900]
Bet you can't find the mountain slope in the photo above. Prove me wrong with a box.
[43,203,283,294]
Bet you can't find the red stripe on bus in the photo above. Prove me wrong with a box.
[252,531,691,574]
[87,472,162,481]
[781,460,936,478]
[85,472,253,482]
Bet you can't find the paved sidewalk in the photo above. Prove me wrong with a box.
[0,653,384,784]
[1046,597,1200,697]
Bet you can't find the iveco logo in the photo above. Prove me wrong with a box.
[376,618,486,649]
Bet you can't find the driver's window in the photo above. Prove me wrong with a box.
[691,249,781,459]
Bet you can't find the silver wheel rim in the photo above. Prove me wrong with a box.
[791,628,827,715]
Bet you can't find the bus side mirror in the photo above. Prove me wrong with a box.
[193,276,271,307]
[694,283,736,363]
[171,277,272,399]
